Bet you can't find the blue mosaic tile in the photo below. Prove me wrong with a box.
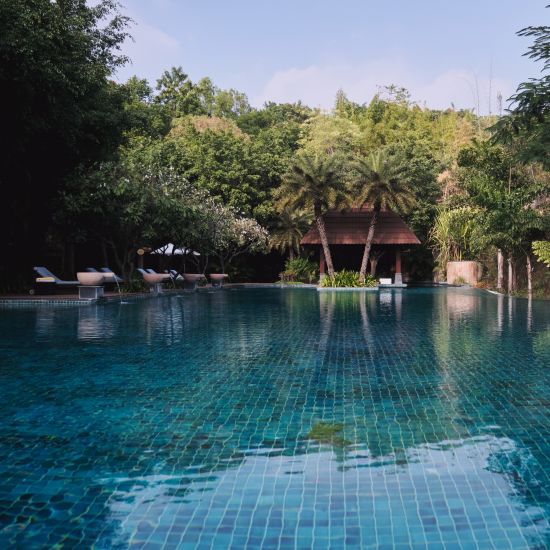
[0,288,549,548]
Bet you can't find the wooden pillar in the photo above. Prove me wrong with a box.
[319,247,326,276]
[394,248,403,286]
[395,248,401,273]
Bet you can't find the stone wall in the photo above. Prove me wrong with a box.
[446,261,482,285]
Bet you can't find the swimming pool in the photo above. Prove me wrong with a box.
[0,288,549,548]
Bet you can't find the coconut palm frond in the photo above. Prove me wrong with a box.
[270,207,311,258]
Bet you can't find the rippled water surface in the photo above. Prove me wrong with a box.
[1,288,550,548]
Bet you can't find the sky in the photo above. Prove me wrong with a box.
[112,0,548,114]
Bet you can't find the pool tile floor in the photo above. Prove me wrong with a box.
[0,288,549,548]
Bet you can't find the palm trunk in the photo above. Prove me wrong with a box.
[526,253,533,296]
[359,208,379,281]
[370,250,383,277]
[497,249,504,291]
[122,250,135,284]
[370,258,378,277]
[315,213,334,278]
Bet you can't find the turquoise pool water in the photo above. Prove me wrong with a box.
[0,288,549,549]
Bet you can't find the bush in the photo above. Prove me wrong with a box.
[121,277,147,293]
[281,257,318,283]
[320,270,378,288]
[533,241,550,268]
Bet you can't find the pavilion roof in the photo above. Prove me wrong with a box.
[300,207,421,246]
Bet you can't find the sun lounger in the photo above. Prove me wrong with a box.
[34,267,79,286]
[86,267,124,284]
[170,269,184,282]
[210,274,228,287]
[140,268,171,278]
[183,273,206,290]
[99,268,124,283]
[137,268,170,294]
[33,266,79,294]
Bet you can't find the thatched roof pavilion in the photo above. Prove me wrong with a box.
[301,206,420,283]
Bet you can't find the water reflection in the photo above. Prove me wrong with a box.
[77,305,116,341]
[1,288,550,548]
[101,435,548,548]
[498,292,504,333]
[35,308,56,338]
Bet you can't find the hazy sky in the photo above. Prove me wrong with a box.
[113,0,548,113]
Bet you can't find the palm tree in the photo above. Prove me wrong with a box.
[354,150,416,280]
[270,207,310,260]
[276,153,346,277]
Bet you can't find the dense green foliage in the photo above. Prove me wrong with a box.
[1,2,548,294]
[0,0,130,288]
[533,241,550,267]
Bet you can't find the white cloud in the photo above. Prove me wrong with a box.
[255,61,516,114]
[114,17,183,85]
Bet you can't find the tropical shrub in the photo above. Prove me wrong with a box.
[429,206,482,277]
[320,270,377,288]
[282,257,318,283]
[533,241,550,267]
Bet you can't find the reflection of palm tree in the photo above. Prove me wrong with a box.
[318,291,336,353]
[270,207,310,260]
[359,293,375,350]
[353,151,416,280]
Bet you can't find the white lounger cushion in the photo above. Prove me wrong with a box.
[379,278,392,285]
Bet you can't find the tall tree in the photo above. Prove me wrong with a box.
[353,151,416,280]
[0,0,130,287]
[155,67,199,116]
[275,154,346,278]
[493,11,550,167]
